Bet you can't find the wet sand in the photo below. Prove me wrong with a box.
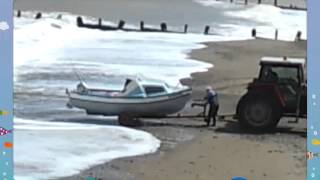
[59,39,306,180]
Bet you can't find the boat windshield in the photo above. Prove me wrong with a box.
[122,79,144,97]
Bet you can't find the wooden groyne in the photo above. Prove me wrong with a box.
[277,5,307,11]
[15,11,305,41]
[251,28,303,41]
[15,11,216,35]
[76,17,304,41]
[77,17,203,35]
[226,0,306,11]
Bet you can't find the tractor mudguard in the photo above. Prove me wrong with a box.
[247,83,286,108]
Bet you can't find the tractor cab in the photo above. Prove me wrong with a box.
[237,56,307,131]
[258,57,306,112]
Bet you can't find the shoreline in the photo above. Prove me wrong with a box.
[59,38,307,180]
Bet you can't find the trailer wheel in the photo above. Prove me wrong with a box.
[236,93,282,131]
[118,115,141,126]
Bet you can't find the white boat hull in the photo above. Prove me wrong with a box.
[67,89,191,117]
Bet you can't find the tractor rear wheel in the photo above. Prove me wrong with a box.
[236,93,282,131]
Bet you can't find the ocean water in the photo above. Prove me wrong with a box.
[195,0,306,40]
[14,118,160,180]
[14,2,306,180]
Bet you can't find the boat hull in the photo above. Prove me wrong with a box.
[68,89,191,117]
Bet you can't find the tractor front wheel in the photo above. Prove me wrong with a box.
[236,93,282,131]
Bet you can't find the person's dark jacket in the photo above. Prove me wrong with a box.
[206,90,219,106]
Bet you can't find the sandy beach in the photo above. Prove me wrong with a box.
[58,39,306,180]
[13,0,307,179]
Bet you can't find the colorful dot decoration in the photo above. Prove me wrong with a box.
[307,152,320,160]
[0,109,12,179]
[0,127,12,136]
[3,142,12,149]
[0,110,8,116]
[310,165,317,178]
[309,93,320,179]
[312,94,317,107]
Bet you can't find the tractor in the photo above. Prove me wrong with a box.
[236,56,307,131]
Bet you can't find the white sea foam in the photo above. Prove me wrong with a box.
[225,4,306,40]
[193,0,247,7]
[14,15,218,87]
[194,0,306,41]
[14,118,160,180]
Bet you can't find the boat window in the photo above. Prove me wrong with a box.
[144,86,166,95]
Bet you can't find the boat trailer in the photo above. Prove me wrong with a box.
[136,100,237,123]
[117,100,236,126]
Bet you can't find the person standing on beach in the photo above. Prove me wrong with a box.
[204,86,219,126]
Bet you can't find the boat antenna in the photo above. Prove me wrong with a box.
[73,69,86,83]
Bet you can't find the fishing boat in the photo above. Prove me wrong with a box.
[66,77,192,121]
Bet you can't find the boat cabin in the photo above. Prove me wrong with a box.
[120,78,170,97]
[76,78,175,98]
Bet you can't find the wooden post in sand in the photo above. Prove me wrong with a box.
[118,20,126,29]
[160,22,167,32]
[230,0,234,3]
[35,12,42,19]
[244,0,248,5]
[57,14,62,19]
[251,28,257,38]
[17,10,21,17]
[98,18,102,27]
[204,25,210,35]
[274,0,278,6]
[275,29,278,40]
[258,0,262,4]
[184,24,188,33]
[77,16,84,27]
[140,21,144,31]
[295,31,302,41]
